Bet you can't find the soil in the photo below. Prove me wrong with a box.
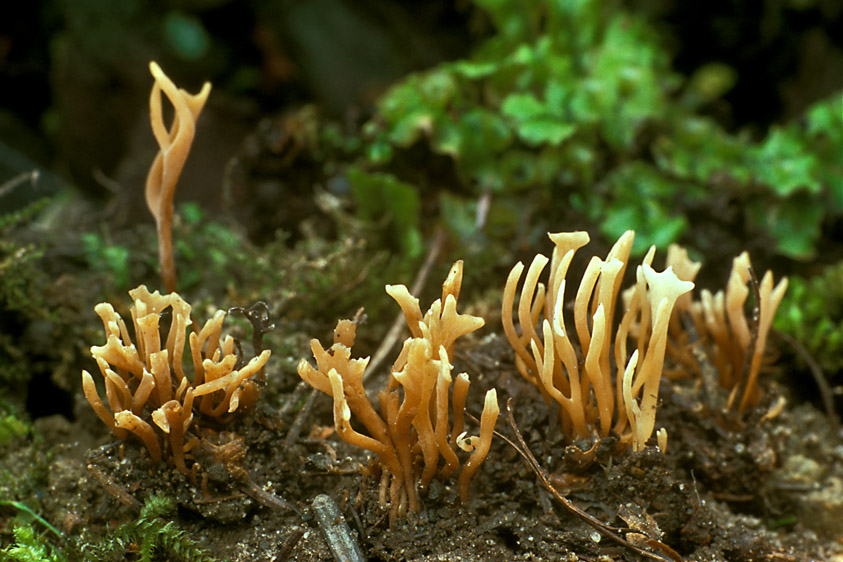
[11,326,843,562]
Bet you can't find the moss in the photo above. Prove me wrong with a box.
[76,496,215,562]
[297,0,842,261]
[0,523,66,562]
[775,261,843,376]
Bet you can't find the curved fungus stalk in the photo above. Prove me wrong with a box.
[457,389,500,503]
[145,61,211,294]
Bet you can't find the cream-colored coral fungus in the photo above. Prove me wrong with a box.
[502,231,693,452]
[298,262,499,524]
[145,62,211,293]
[82,285,270,474]
[684,252,788,412]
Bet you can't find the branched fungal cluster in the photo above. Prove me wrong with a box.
[674,250,788,412]
[78,61,795,538]
[82,285,270,474]
[503,230,789,453]
[298,261,499,524]
[503,231,694,452]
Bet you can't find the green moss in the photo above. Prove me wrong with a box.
[76,496,215,562]
[0,524,66,562]
[775,261,843,375]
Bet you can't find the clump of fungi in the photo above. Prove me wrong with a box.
[82,286,270,475]
[298,261,500,525]
[503,230,693,453]
[503,230,788,456]
[670,250,788,412]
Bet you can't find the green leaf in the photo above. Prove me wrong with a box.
[502,93,575,146]
[501,93,546,121]
[164,11,210,61]
[748,193,823,259]
[753,127,821,196]
[517,119,576,146]
[348,167,423,258]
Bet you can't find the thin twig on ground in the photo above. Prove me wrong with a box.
[493,399,682,562]
[364,228,447,382]
[312,494,366,562]
[776,331,840,434]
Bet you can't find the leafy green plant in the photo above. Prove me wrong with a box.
[331,0,842,259]
[775,261,843,375]
[0,524,66,562]
[0,414,29,446]
[81,232,131,290]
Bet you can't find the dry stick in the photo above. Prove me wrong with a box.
[496,399,681,562]
[312,494,366,562]
[733,266,761,412]
[364,228,447,382]
[285,387,319,447]
[277,527,306,562]
[85,445,143,511]
[776,331,840,434]
[240,479,302,516]
[0,169,39,198]
[228,301,275,384]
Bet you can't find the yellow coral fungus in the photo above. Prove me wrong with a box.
[145,62,211,293]
[82,285,270,473]
[685,252,788,412]
[298,262,498,524]
[503,231,693,452]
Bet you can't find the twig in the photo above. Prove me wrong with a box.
[240,480,302,516]
[776,331,840,434]
[499,399,680,562]
[277,527,305,561]
[86,463,142,512]
[280,381,312,419]
[733,266,761,411]
[364,228,447,382]
[285,388,319,447]
[229,301,275,384]
[0,169,39,198]
[312,494,366,562]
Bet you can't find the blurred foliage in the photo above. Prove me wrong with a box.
[0,523,65,562]
[0,413,29,447]
[0,199,59,388]
[775,261,843,376]
[327,0,843,260]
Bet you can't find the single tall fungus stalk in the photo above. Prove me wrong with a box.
[502,231,693,452]
[82,286,270,474]
[298,261,499,524]
[145,62,211,294]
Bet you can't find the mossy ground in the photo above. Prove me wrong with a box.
[2,324,840,561]
[2,2,843,560]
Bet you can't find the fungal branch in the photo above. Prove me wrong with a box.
[502,230,789,456]
[298,261,499,525]
[502,231,694,452]
[683,252,788,413]
[145,61,211,294]
[82,286,270,475]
